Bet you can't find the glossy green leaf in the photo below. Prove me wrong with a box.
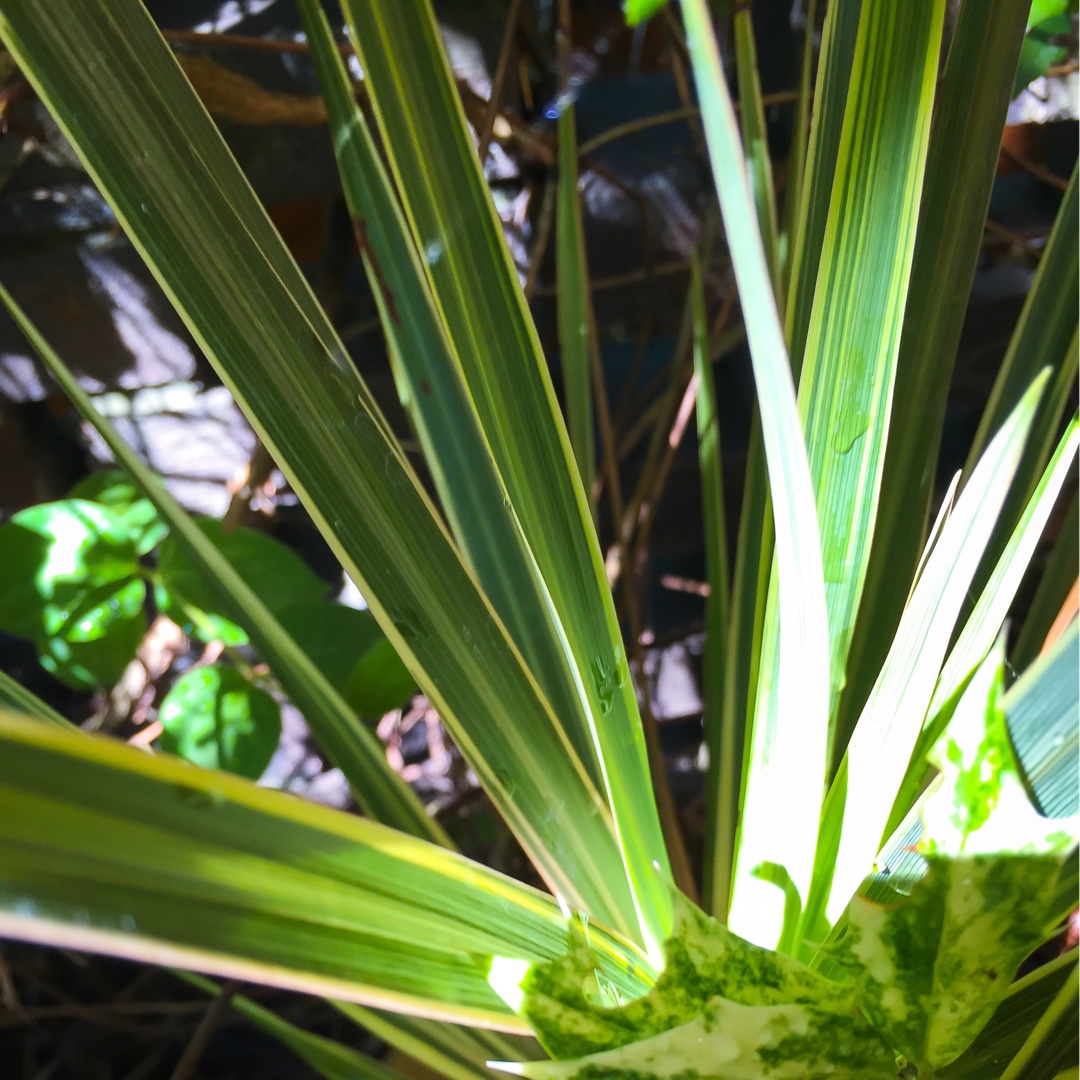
[837,0,1033,753]
[158,664,281,779]
[0,710,651,1027]
[158,518,327,644]
[805,376,1046,942]
[69,469,167,555]
[344,639,417,721]
[0,499,145,689]
[557,105,595,505]
[507,892,893,1079]
[832,642,1078,1071]
[680,0,832,951]
[342,0,672,950]
[0,0,640,931]
[0,285,439,844]
[275,599,383,692]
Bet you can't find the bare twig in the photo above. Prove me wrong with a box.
[477,0,525,162]
[167,981,240,1080]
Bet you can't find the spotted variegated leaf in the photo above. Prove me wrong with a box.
[506,994,896,1080]
[506,892,894,1078]
[831,639,1079,1071]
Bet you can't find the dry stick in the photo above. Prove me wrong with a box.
[161,28,351,56]
[167,981,240,1080]
[613,308,657,434]
[477,0,525,163]
[578,90,799,159]
[999,143,1070,193]
[524,178,557,300]
[632,287,737,570]
[535,258,691,297]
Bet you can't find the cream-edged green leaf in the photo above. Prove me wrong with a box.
[887,420,1079,835]
[0,0,642,937]
[679,0,831,951]
[795,0,945,731]
[341,0,672,951]
[807,375,1047,941]
[0,710,651,1028]
[557,105,596,504]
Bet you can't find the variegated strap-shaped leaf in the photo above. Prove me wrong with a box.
[502,892,893,1077]
[831,641,1079,1071]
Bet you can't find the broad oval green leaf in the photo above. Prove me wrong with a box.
[344,638,417,721]
[69,470,167,555]
[275,598,384,691]
[158,519,328,644]
[158,664,281,779]
[0,499,145,688]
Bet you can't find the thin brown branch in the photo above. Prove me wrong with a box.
[161,28,352,57]
[477,0,525,162]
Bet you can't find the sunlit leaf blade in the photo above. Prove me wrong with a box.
[0,711,652,1027]
[806,375,1046,941]
[183,973,416,1080]
[886,420,1079,835]
[1012,491,1078,673]
[296,0,605,797]
[694,258,735,920]
[833,640,1078,1071]
[713,0,858,872]
[0,284,439,844]
[679,0,831,950]
[938,951,1078,1080]
[733,5,781,298]
[0,668,73,729]
[557,105,596,505]
[784,0,861,372]
[838,0,1046,750]
[796,0,944,734]
[0,0,641,935]
[341,0,671,951]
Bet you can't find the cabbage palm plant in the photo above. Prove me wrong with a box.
[0,0,1076,1076]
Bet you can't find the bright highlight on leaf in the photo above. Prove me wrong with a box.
[158,665,282,779]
